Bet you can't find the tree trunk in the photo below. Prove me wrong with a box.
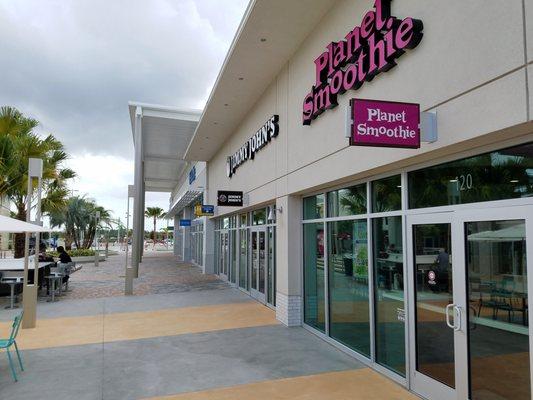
[14,202,26,259]
[153,217,156,249]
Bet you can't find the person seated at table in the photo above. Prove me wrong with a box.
[55,246,72,285]
[39,242,54,262]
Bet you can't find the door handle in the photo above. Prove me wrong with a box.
[453,305,462,332]
[446,304,455,329]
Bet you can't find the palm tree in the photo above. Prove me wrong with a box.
[145,207,165,249]
[49,196,112,250]
[0,106,75,257]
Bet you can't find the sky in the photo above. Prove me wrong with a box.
[0,0,248,230]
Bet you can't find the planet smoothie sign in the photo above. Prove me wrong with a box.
[351,99,420,148]
[302,0,423,125]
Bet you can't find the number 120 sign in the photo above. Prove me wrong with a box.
[350,99,420,149]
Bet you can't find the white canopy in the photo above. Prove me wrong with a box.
[468,225,525,242]
[0,215,49,233]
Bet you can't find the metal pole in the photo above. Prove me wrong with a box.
[94,211,100,267]
[125,186,134,295]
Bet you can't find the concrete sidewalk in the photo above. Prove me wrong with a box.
[0,255,417,400]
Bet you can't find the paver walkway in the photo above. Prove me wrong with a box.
[0,254,418,400]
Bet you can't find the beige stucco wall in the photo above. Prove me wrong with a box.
[208,0,532,210]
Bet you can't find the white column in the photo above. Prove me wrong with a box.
[132,106,143,278]
[275,195,303,327]
[173,215,180,260]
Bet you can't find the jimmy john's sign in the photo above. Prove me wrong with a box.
[226,115,279,178]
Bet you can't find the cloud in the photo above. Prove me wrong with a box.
[0,0,247,156]
[0,0,248,221]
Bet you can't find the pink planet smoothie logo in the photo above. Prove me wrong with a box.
[351,99,420,148]
[302,0,423,125]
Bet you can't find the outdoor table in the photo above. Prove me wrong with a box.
[0,277,24,309]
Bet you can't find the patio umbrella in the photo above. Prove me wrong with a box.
[0,215,49,233]
[468,225,525,242]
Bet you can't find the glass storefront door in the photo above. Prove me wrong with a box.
[407,206,532,400]
[219,231,229,280]
[250,227,267,303]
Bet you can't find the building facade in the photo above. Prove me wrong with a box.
[163,1,533,399]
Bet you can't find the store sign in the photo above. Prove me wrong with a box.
[217,191,243,207]
[351,99,420,148]
[194,204,215,217]
[189,166,196,184]
[179,219,191,227]
[226,115,279,178]
[302,0,423,125]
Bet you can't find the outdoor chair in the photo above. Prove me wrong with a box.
[1,312,24,382]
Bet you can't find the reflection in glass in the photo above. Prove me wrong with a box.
[372,175,402,213]
[328,220,370,357]
[467,220,530,400]
[251,232,258,290]
[239,229,248,290]
[373,216,405,376]
[259,231,266,294]
[304,194,325,220]
[304,223,326,332]
[230,230,237,284]
[253,209,267,225]
[328,184,367,217]
[268,227,276,305]
[414,224,455,388]
[408,142,533,209]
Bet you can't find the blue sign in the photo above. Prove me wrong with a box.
[179,219,192,227]
[201,205,214,215]
[189,166,196,184]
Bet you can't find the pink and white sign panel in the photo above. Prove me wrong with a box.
[351,99,420,148]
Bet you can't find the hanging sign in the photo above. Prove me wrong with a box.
[350,99,420,148]
[226,115,279,178]
[217,191,243,207]
[302,0,423,125]
[194,204,215,217]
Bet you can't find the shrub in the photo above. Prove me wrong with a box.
[47,249,96,257]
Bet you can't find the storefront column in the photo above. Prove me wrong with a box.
[182,207,192,262]
[203,217,215,274]
[275,195,302,326]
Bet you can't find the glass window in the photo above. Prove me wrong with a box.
[267,227,276,306]
[222,217,230,229]
[328,184,367,217]
[230,230,237,284]
[373,216,405,376]
[252,208,266,225]
[303,194,325,220]
[372,175,402,213]
[466,220,529,400]
[240,214,248,227]
[328,219,370,357]
[413,223,454,388]
[303,222,326,332]
[409,142,533,209]
[239,229,248,290]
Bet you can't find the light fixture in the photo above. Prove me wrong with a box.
[267,206,283,221]
[449,179,458,183]
[238,77,244,81]
[224,103,229,107]
[260,38,267,42]
[510,179,519,183]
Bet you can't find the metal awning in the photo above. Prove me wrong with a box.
[168,190,203,216]
[129,102,201,192]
